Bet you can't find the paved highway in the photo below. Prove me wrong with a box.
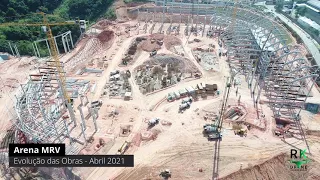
[260,3,320,65]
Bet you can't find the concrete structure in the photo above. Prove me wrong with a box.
[33,31,74,58]
[297,17,320,35]
[134,0,319,145]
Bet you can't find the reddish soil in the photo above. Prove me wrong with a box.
[220,153,320,180]
[97,30,115,43]
[164,35,182,50]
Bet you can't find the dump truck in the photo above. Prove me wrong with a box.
[159,169,171,179]
[148,118,160,127]
[179,102,191,112]
[150,50,157,57]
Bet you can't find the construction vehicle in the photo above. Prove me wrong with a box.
[203,124,218,134]
[91,100,103,108]
[179,102,191,113]
[148,118,160,128]
[150,50,157,57]
[110,70,120,76]
[234,129,247,137]
[118,141,130,154]
[208,132,223,141]
[159,169,171,179]
[182,97,193,104]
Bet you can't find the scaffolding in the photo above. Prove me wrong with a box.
[132,0,319,136]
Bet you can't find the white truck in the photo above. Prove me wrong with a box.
[179,102,191,113]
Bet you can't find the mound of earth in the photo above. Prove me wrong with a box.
[97,30,114,43]
[164,35,182,50]
[138,54,199,73]
[220,153,320,180]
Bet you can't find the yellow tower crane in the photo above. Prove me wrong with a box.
[0,12,78,104]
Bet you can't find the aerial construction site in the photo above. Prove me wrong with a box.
[0,0,320,179]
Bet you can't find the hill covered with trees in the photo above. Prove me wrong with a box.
[0,0,115,56]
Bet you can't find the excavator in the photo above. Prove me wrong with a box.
[159,169,171,179]
[234,129,247,137]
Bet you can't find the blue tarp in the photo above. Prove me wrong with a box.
[305,103,319,113]
[0,54,9,60]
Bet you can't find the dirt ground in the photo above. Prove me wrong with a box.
[1,2,320,180]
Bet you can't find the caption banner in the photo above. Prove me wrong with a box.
[9,144,134,167]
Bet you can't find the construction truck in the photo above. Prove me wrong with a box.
[182,97,193,104]
[118,141,130,154]
[203,124,218,134]
[179,102,191,113]
[148,118,160,128]
[150,50,157,57]
[234,129,247,137]
[208,132,223,141]
[91,100,103,108]
[159,169,171,179]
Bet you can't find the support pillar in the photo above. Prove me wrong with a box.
[69,32,74,48]
[80,123,87,144]
[32,43,37,57]
[93,107,98,132]
[8,42,15,56]
[54,37,60,55]
[62,35,67,53]
[78,105,86,130]
[46,40,52,56]
[14,44,20,57]
[35,42,41,58]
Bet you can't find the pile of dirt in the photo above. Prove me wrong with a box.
[150,33,164,40]
[140,54,199,73]
[97,30,114,43]
[220,153,320,180]
[140,40,161,52]
[94,20,115,29]
[164,35,182,50]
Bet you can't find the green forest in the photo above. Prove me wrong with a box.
[0,0,115,56]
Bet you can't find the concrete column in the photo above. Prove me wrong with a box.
[80,123,87,144]
[8,42,15,56]
[46,40,52,56]
[62,35,67,53]
[35,42,40,57]
[54,37,60,55]
[93,107,98,132]
[14,44,20,57]
[66,35,70,52]
[69,32,74,48]
[32,43,37,57]
[77,105,86,130]
[63,118,72,144]
[68,103,77,127]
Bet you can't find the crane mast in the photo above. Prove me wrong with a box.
[0,12,76,104]
[40,12,71,104]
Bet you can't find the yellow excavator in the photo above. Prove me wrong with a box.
[234,129,247,137]
[118,141,130,154]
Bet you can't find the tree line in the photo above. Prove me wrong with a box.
[0,0,115,56]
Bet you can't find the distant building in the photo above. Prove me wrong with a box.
[297,17,320,34]
[296,0,320,24]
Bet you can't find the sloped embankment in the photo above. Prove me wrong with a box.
[220,153,320,180]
